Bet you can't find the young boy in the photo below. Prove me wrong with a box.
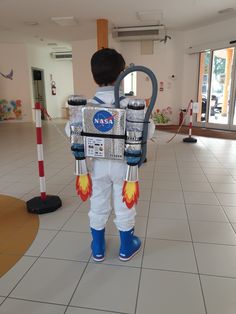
[88,48,141,262]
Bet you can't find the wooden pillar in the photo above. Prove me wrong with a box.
[97,19,108,50]
[222,48,233,115]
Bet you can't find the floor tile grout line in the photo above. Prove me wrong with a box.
[5,123,74,197]
[21,236,236,257]
[204,143,234,177]
[61,184,147,313]
[175,138,208,314]
[1,265,236,301]
[204,177,236,236]
[1,296,67,308]
[37,255,141,268]
[133,140,159,314]
[1,127,236,312]
[140,266,236,279]
[18,250,236,278]
[63,155,127,313]
[12,253,236,279]
[63,259,93,314]
[66,304,128,314]
[1,296,129,314]
[0,296,7,307]
[196,140,236,235]
[1,195,84,305]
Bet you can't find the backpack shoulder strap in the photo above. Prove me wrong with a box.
[112,96,126,105]
[93,96,105,104]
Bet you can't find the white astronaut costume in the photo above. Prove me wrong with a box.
[67,63,157,262]
[65,86,155,231]
[88,86,136,232]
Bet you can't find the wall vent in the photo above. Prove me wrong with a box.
[112,25,166,41]
[50,51,72,60]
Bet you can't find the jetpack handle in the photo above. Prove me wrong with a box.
[114,65,158,167]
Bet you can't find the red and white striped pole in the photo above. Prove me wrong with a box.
[183,100,197,143]
[189,100,193,137]
[35,102,47,200]
[26,102,62,214]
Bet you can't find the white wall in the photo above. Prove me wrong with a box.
[72,33,184,124]
[182,17,236,111]
[184,17,236,49]
[2,17,234,124]
[120,31,184,124]
[72,39,97,97]
[27,45,74,119]
[0,43,32,121]
[0,43,74,122]
[72,18,236,125]
[72,36,122,98]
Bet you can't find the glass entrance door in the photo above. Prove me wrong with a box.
[197,47,236,130]
[230,90,236,130]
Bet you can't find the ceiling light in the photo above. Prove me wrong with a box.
[51,16,78,26]
[136,10,163,24]
[47,43,58,46]
[52,46,71,51]
[24,21,39,26]
[218,8,235,14]
[0,26,12,31]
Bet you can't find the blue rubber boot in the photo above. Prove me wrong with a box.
[90,228,105,262]
[119,228,141,261]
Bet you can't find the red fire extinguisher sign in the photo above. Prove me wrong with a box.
[160,81,164,92]
[51,81,56,95]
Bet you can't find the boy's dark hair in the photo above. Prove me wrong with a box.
[91,48,125,86]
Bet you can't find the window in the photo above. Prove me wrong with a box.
[124,72,137,96]
[197,47,235,127]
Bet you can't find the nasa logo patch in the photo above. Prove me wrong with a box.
[93,110,114,132]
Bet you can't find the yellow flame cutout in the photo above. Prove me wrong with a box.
[122,180,139,209]
[76,174,92,201]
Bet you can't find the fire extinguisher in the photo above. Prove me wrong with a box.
[179,109,186,126]
[51,81,56,95]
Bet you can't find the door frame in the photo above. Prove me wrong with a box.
[195,47,236,131]
[228,55,236,130]
[31,67,47,109]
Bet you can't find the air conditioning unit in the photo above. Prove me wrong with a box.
[112,24,166,42]
[50,51,72,60]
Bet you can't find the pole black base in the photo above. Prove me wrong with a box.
[183,136,197,143]
[27,195,62,214]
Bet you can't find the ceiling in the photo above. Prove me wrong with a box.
[0,0,236,50]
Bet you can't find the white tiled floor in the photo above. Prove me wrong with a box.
[1,121,236,313]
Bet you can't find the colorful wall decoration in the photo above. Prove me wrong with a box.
[0,69,13,80]
[0,99,22,121]
[152,106,173,124]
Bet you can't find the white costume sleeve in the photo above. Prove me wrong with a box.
[147,118,155,139]
[65,121,70,137]
[143,106,155,140]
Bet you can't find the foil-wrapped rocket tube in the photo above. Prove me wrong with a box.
[122,99,145,209]
[122,164,139,209]
[69,96,92,202]
[74,159,92,202]
[70,138,92,202]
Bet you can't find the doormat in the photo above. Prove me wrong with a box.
[156,125,236,140]
[0,195,39,277]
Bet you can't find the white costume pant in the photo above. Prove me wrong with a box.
[88,159,136,231]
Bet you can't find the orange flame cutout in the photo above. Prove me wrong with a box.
[76,174,92,201]
[122,180,139,209]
